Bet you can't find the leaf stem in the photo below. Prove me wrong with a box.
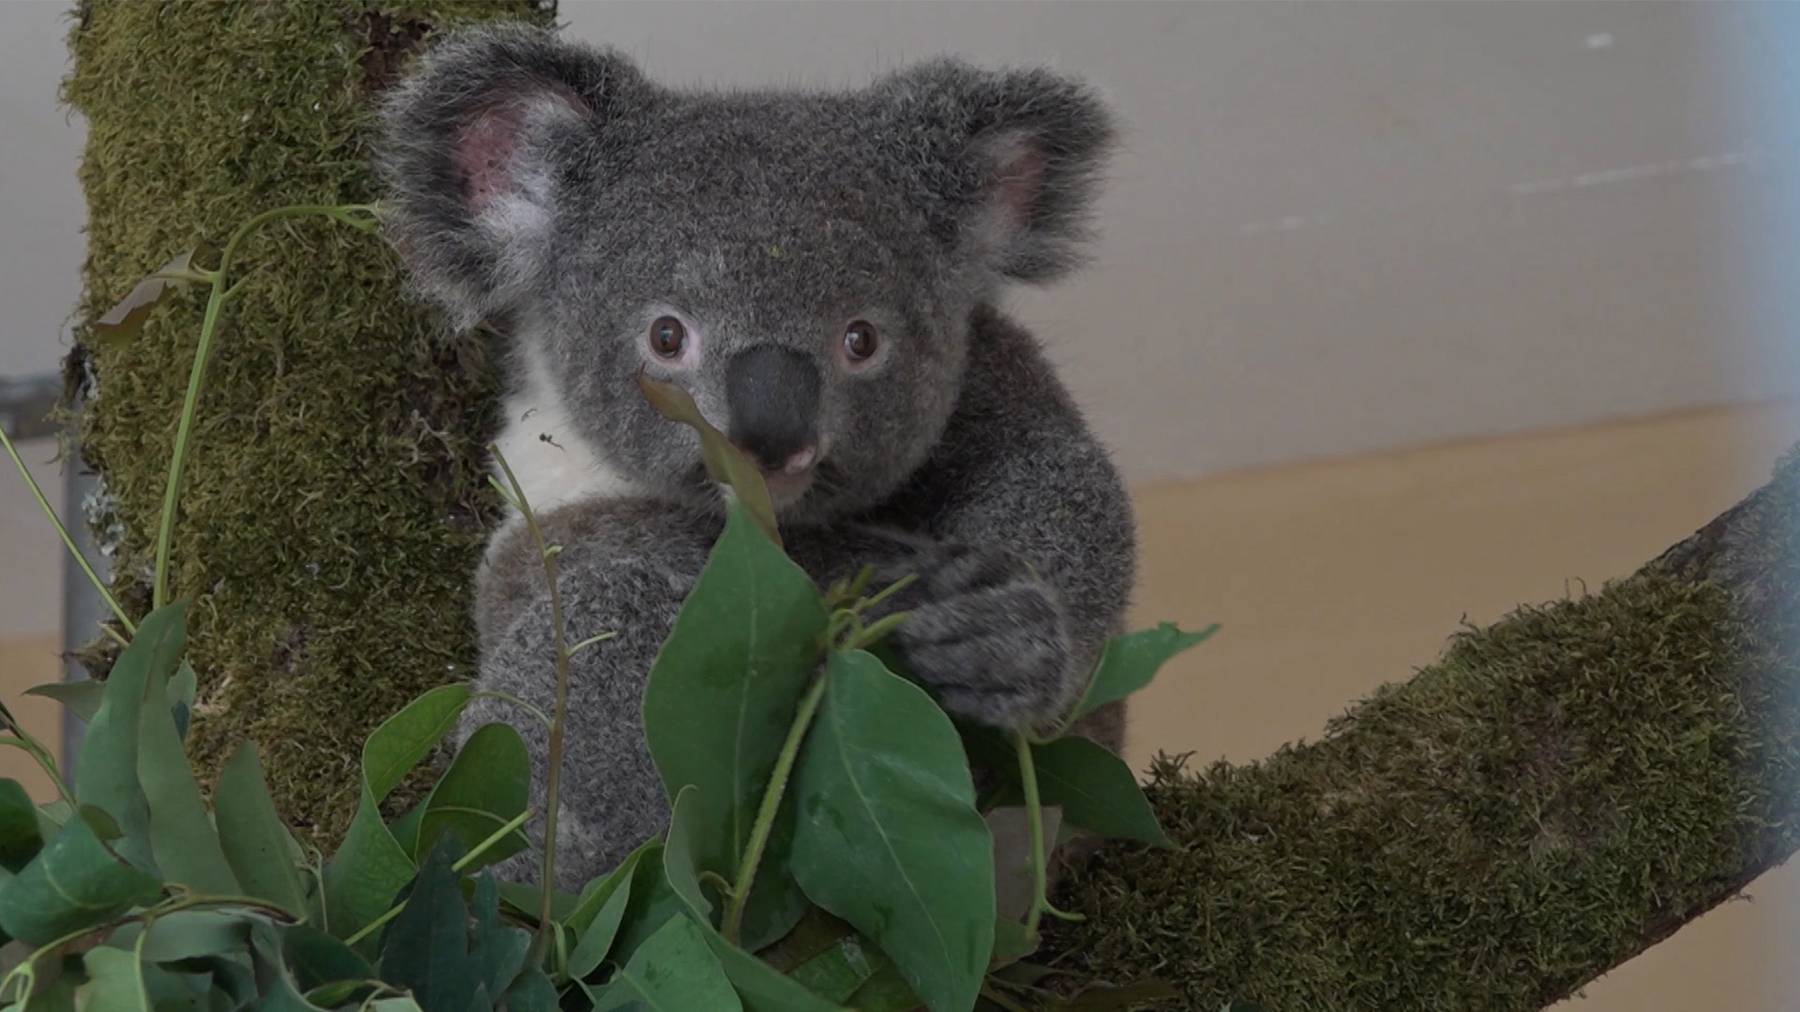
[723,670,830,945]
[0,424,135,636]
[1015,731,1049,943]
[151,203,378,610]
[490,442,572,960]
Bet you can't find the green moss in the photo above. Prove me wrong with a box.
[1052,452,1800,1009]
[64,0,551,844]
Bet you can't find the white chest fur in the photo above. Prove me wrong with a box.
[489,341,639,554]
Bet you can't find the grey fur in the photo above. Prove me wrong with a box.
[377,24,1135,889]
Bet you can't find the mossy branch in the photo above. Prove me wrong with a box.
[1052,447,1800,1011]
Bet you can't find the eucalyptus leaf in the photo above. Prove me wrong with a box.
[606,842,686,969]
[77,602,189,870]
[282,924,372,995]
[1066,623,1217,726]
[468,873,533,997]
[590,915,742,1012]
[637,374,780,544]
[791,651,994,1012]
[22,681,102,724]
[92,250,197,347]
[215,743,309,916]
[662,787,845,1012]
[375,841,481,1012]
[322,684,471,939]
[137,645,240,895]
[0,780,43,872]
[75,946,150,1011]
[168,662,197,741]
[1023,736,1171,848]
[413,723,529,870]
[0,806,161,945]
[642,502,827,950]
[566,848,640,980]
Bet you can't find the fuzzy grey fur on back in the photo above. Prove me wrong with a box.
[377,23,1137,889]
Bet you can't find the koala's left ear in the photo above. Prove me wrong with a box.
[374,24,651,329]
[869,60,1117,283]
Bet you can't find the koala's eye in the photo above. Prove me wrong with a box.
[843,320,880,363]
[649,316,687,359]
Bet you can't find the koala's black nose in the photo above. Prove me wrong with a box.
[725,345,820,472]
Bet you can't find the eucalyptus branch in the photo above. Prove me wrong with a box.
[489,442,574,961]
[723,671,831,945]
[0,423,135,636]
[1015,731,1051,943]
[151,203,380,610]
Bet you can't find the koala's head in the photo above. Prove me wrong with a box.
[376,24,1114,524]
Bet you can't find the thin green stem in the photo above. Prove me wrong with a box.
[1015,731,1049,943]
[490,442,572,961]
[151,204,377,610]
[469,690,554,731]
[0,736,73,808]
[568,631,618,657]
[723,671,831,945]
[0,424,135,636]
[342,806,534,948]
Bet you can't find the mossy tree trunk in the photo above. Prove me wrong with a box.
[62,4,1800,1008]
[1053,449,1800,1009]
[63,0,550,843]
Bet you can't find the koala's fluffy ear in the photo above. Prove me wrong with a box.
[375,25,649,328]
[870,60,1117,284]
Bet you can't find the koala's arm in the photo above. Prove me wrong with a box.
[461,499,720,891]
[793,306,1137,733]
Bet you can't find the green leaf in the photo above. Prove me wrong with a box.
[23,681,103,724]
[991,917,1036,967]
[413,723,529,870]
[790,651,994,1012]
[168,662,197,741]
[642,503,827,950]
[214,743,309,916]
[133,910,253,962]
[375,841,482,1012]
[282,924,372,995]
[566,848,641,980]
[1066,623,1217,726]
[91,250,197,347]
[0,806,161,944]
[323,684,471,939]
[0,779,45,872]
[137,645,239,895]
[75,945,150,1011]
[662,787,845,1012]
[842,960,920,1012]
[1026,736,1171,848]
[637,374,780,545]
[468,873,533,997]
[591,916,742,1012]
[607,843,687,969]
[77,603,189,870]
[564,837,655,940]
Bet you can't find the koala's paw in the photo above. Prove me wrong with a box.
[888,545,1075,729]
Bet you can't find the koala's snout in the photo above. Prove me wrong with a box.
[725,345,821,473]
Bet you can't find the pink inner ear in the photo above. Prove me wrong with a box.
[453,103,528,212]
[993,140,1049,229]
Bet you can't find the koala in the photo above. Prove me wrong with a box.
[376,24,1136,891]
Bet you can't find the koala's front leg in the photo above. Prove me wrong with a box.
[461,499,720,891]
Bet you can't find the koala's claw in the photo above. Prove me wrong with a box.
[886,545,1076,729]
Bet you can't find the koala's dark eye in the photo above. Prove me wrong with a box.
[649,316,687,359]
[843,320,879,363]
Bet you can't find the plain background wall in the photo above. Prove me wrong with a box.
[4,2,1800,480]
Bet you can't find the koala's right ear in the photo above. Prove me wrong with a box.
[375,25,650,329]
